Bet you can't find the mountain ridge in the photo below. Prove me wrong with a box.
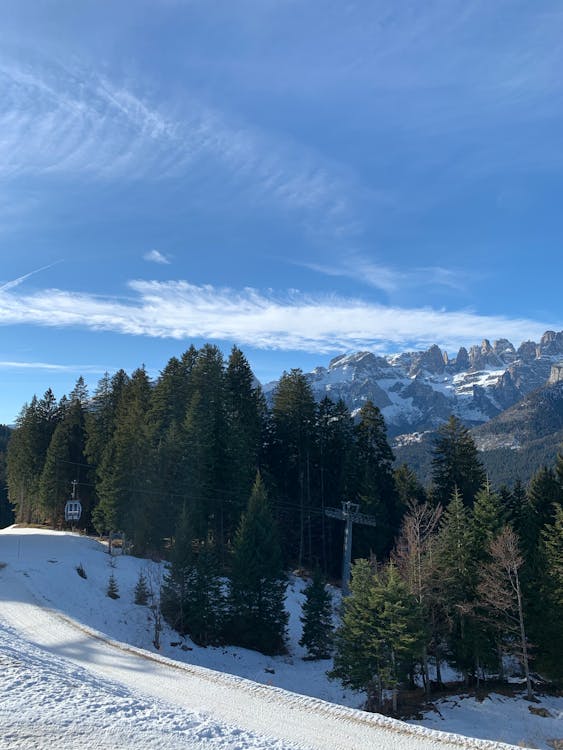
[264,329,563,439]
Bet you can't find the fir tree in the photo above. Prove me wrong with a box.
[431,416,486,508]
[107,572,120,599]
[182,541,225,646]
[134,570,150,605]
[331,559,421,713]
[228,473,288,655]
[183,345,227,543]
[270,369,317,569]
[161,508,195,635]
[354,400,398,558]
[223,346,263,549]
[536,505,563,676]
[471,482,504,562]
[432,488,478,680]
[299,569,333,659]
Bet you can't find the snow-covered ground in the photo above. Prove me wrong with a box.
[0,527,561,750]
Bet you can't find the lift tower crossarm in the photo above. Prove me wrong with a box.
[325,501,377,597]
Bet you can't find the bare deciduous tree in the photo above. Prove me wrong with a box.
[393,499,442,696]
[477,526,533,700]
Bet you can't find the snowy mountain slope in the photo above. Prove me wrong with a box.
[264,331,563,437]
[0,529,532,750]
[1,528,561,750]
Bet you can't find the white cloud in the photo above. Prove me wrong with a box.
[0,361,109,374]
[0,58,359,240]
[298,253,467,295]
[0,278,556,356]
[143,250,170,265]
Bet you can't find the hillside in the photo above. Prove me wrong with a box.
[1,528,562,749]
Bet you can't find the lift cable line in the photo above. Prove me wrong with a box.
[325,501,377,596]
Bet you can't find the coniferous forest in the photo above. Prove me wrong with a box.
[3,343,563,706]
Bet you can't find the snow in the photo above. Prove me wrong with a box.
[412,693,563,750]
[1,527,561,750]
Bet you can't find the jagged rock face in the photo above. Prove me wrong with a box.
[549,363,563,385]
[455,346,469,371]
[493,338,517,363]
[517,340,537,361]
[468,339,504,370]
[539,331,563,357]
[261,330,563,439]
[409,344,445,376]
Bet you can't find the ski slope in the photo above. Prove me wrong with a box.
[0,528,557,750]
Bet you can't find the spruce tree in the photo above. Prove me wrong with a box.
[316,398,356,574]
[331,559,421,713]
[354,400,398,558]
[161,508,195,635]
[299,569,333,659]
[228,473,288,655]
[182,541,225,646]
[224,346,263,548]
[134,570,150,605]
[536,506,563,676]
[183,345,227,543]
[431,416,486,508]
[94,368,156,552]
[270,369,317,569]
[471,483,504,562]
[107,572,120,599]
[432,488,477,679]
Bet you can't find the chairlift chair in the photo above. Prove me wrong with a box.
[64,500,82,523]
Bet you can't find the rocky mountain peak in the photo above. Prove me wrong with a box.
[517,340,537,361]
[410,344,445,376]
[539,330,563,356]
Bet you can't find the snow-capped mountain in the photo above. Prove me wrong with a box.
[266,330,563,438]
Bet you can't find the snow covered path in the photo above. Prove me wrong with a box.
[0,530,526,750]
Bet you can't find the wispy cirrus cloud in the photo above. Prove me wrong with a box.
[299,253,467,295]
[144,250,171,265]
[0,278,555,356]
[0,58,360,239]
[0,360,109,374]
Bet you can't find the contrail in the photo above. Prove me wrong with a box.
[0,261,63,292]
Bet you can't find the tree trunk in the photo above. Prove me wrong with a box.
[516,573,533,700]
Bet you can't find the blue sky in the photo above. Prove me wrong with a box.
[1,0,563,423]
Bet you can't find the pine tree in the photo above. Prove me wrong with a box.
[183,345,227,543]
[431,416,486,508]
[432,488,477,680]
[134,570,150,605]
[7,390,61,523]
[354,400,398,558]
[39,394,87,527]
[228,473,288,655]
[331,559,421,713]
[536,506,563,676]
[299,569,333,659]
[270,369,317,569]
[471,482,504,562]
[330,558,382,707]
[94,368,156,552]
[316,398,356,574]
[107,572,120,599]
[224,346,263,548]
[161,508,195,635]
[182,541,225,646]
